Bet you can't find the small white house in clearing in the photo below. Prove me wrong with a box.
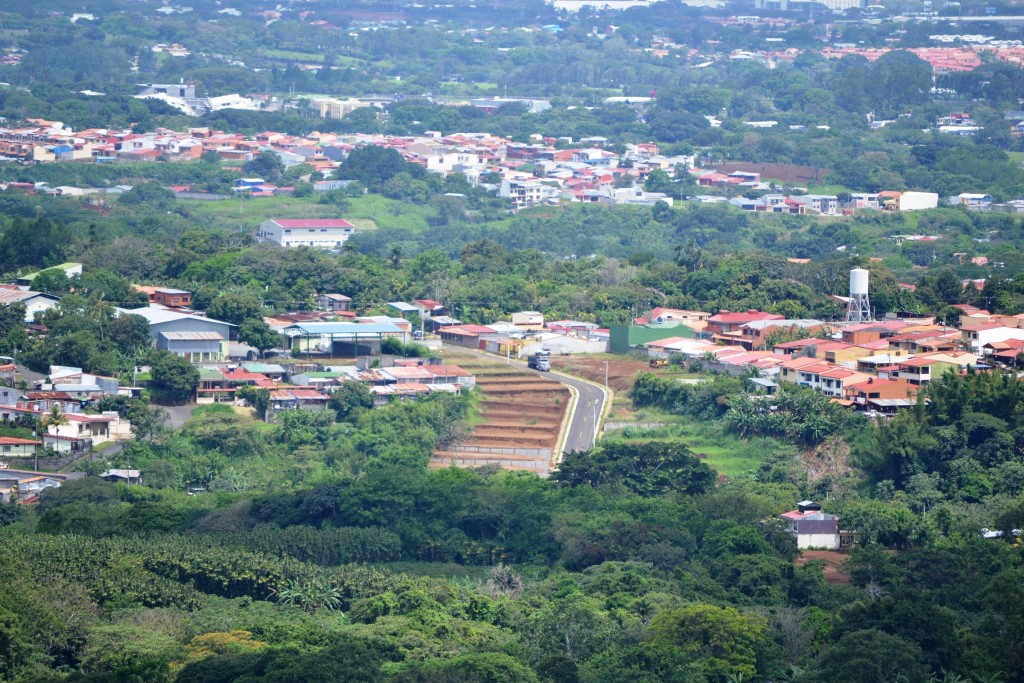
[780,501,855,550]
[257,219,357,249]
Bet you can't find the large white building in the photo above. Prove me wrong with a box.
[257,219,358,249]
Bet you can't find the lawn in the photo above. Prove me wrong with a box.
[602,418,785,479]
[345,193,436,232]
[261,49,324,63]
[807,184,854,195]
[178,193,436,233]
[191,404,236,418]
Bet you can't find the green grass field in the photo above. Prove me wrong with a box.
[603,419,783,479]
[807,184,854,195]
[261,49,324,63]
[179,193,437,233]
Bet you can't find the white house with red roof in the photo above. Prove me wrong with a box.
[257,218,358,249]
[0,436,42,458]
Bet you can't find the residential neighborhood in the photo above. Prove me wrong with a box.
[0,119,1001,216]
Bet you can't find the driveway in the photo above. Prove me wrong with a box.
[164,403,198,429]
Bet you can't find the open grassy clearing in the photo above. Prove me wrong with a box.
[602,420,782,479]
[179,192,436,232]
[261,49,325,62]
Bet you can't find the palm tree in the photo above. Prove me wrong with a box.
[38,406,69,470]
[39,405,69,435]
[272,579,343,614]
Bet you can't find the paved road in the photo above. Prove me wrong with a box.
[542,369,608,454]
[164,403,198,429]
[452,348,609,455]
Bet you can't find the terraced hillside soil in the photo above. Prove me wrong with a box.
[431,356,569,475]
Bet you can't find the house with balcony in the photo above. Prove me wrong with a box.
[266,389,331,419]
[48,412,129,447]
[778,356,829,385]
[499,176,561,210]
[789,194,839,215]
[413,299,447,318]
[896,351,979,386]
[817,367,873,398]
[844,377,918,411]
[887,328,961,354]
[317,293,352,314]
[961,323,1024,355]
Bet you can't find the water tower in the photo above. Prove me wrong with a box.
[846,268,872,322]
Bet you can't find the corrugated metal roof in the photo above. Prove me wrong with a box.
[797,519,838,535]
[283,322,403,335]
[160,331,225,341]
[270,219,354,228]
[0,289,56,305]
[119,305,234,327]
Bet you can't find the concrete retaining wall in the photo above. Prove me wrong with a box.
[603,421,667,431]
[451,445,552,458]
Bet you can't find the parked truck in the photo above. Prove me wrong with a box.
[528,349,551,372]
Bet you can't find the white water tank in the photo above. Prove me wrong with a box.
[850,268,869,297]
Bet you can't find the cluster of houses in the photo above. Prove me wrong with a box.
[710,189,941,215]
[195,357,475,415]
[639,304,1024,413]
[0,365,134,462]
[0,117,999,216]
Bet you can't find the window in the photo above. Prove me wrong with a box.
[2,445,9,452]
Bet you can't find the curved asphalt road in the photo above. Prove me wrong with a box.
[536,368,608,454]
